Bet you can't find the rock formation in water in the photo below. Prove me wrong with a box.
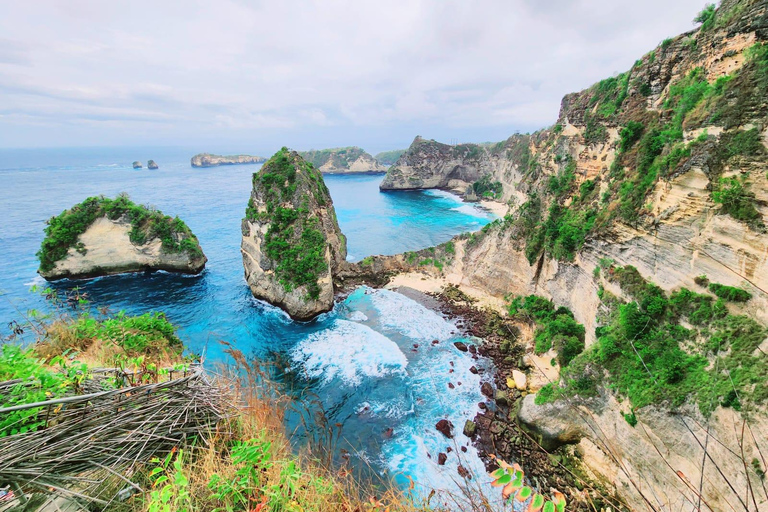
[241,148,347,320]
[379,137,486,189]
[132,161,142,169]
[37,195,206,280]
[359,1,768,510]
[190,153,266,168]
[299,147,386,174]
[147,160,159,169]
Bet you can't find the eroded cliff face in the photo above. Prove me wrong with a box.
[360,1,768,509]
[241,148,346,321]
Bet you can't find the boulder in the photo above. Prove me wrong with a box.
[241,148,347,320]
[132,161,142,169]
[435,419,454,438]
[147,160,159,170]
[463,419,477,438]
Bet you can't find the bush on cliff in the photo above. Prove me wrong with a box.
[37,194,203,273]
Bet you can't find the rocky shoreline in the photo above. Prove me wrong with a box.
[344,278,626,511]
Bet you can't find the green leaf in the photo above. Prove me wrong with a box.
[543,502,556,512]
[530,493,545,511]
[516,485,533,502]
[496,473,512,485]
[491,467,507,479]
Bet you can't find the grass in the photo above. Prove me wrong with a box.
[37,194,203,273]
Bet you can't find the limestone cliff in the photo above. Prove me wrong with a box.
[190,153,266,167]
[359,1,768,510]
[241,148,347,320]
[38,195,206,280]
[299,147,386,174]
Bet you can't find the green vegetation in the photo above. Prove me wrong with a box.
[712,176,764,228]
[508,295,585,367]
[374,149,406,166]
[472,175,503,199]
[694,3,716,31]
[549,265,768,416]
[37,194,202,273]
[661,38,673,50]
[618,121,645,153]
[708,282,752,302]
[251,148,331,301]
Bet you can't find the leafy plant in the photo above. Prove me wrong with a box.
[147,449,192,512]
[694,3,716,31]
[490,457,567,512]
[708,282,752,302]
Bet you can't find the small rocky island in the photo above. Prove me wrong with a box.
[37,194,206,280]
[191,153,266,168]
[241,148,346,320]
[132,161,142,169]
[147,160,159,169]
[299,146,386,174]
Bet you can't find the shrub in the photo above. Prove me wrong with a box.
[619,121,645,153]
[661,38,673,50]
[712,177,763,227]
[694,3,717,31]
[708,283,752,302]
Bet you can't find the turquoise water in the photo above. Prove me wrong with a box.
[0,147,497,502]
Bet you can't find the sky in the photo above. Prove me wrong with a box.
[0,0,708,154]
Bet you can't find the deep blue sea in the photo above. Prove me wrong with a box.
[0,147,498,503]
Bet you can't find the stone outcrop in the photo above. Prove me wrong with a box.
[379,136,493,192]
[132,161,142,169]
[38,196,206,280]
[190,153,266,167]
[147,160,158,170]
[299,147,386,174]
[241,148,347,320]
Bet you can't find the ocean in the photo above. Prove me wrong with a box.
[0,146,499,503]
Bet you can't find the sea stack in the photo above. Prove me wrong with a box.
[241,148,347,320]
[37,194,206,280]
[132,161,142,169]
[147,160,159,169]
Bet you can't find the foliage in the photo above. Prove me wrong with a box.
[508,295,585,366]
[37,194,202,273]
[567,265,768,416]
[147,450,193,512]
[472,175,503,199]
[661,38,673,50]
[374,149,406,166]
[0,345,74,437]
[619,121,645,153]
[708,282,752,302]
[251,148,331,300]
[490,458,567,512]
[694,3,716,31]
[712,177,764,228]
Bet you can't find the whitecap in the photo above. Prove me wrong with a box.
[291,319,407,386]
[368,289,455,341]
[348,311,368,322]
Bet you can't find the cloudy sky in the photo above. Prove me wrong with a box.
[0,0,706,153]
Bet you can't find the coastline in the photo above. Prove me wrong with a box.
[379,276,620,511]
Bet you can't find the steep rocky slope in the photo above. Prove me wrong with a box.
[241,148,347,320]
[38,195,206,280]
[367,1,768,510]
[190,153,266,167]
[299,146,386,174]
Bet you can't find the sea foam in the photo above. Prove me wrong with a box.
[291,319,408,386]
[368,288,456,341]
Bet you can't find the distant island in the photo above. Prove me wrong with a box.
[190,153,267,168]
[298,146,385,174]
[374,149,405,166]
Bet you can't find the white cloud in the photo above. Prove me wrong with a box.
[0,0,707,151]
